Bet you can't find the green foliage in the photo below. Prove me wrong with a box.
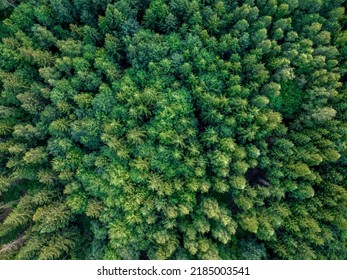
[273,81,304,118]
[0,0,346,260]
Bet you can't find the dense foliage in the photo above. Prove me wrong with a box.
[0,0,346,260]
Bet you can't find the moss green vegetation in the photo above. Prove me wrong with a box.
[0,0,346,260]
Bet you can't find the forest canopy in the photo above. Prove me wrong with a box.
[0,0,346,260]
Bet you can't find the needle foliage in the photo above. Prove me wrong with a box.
[0,0,346,260]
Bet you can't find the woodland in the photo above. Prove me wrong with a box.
[0,0,346,260]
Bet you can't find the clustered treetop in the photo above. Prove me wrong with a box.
[0,0,346,260]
